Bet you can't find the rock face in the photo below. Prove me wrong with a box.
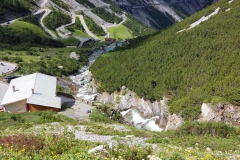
[97,88,183,130]
[114,0,215,29]
[166,114,184,130]
[199,103,240,125]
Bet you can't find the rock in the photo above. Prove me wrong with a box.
[199,103,240,124]
[88,145,104,154]
[97,88,175,130]
[121,86,126,90]
[166,114,183,130]
[70,52,80,61]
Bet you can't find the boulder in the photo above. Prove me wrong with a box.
[166,114,184,130]
[199,103,240,124]
[70,52,80,61]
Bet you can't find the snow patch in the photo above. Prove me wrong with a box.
[177,7,221,33]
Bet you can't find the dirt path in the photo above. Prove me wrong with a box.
[59,100,93,121]
[78,15,100,40]
[39,9,58,39]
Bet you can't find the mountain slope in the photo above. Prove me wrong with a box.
[0,0,37,22]
[90,0,240,120]
[114,0,215,29]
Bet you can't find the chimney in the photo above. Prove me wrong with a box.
[31,88,34,94]
[12,85,15,92]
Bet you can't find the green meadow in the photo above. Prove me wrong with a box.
[9,21,49,37]
[107,25,133,40]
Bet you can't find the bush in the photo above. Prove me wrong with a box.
[39,111,61,123]
[89,105,123,123]
[177,121,238,138]
[104,138,153,160]
[11,114,24,122]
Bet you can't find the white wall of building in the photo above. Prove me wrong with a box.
[4,100,27,113]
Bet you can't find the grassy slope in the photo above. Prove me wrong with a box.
[0,48,90,62]
[90,0,240,120]
[107,25,133,40]
[9,21,49,37]
[72,29,90,38]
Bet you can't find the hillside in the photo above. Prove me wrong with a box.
[113,0,215,29]
[0,0,37,22]
[90,0,240,120]
[0,0,216,39]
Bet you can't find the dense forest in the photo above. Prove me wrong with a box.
[51,0,69,11]
[75,0,95,8]
[43,10,71,30]
[90,0,240,120]
[84,15,105,36]
[67,17,84,33]
[0,0,35,20]
[0,25,64,50]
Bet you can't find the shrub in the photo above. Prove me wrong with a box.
[11,114,24,122]
[103,138,153,160]
[0,134,45,153]
[39,111,61,123]
[177,121,238,138]
[89,105,123,123]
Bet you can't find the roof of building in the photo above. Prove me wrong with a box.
[27,95,61,109]
[1,73,61,109]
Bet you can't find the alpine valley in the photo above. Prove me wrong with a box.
[0,0,240,159]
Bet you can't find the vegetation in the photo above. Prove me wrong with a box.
[9,21,48,37]
[43,10,71,30]
[19,15,40,26]
[123,13,156,36]
[107,25,133,40]
[90,0,240,120]
[89,105,123,123]
[60,37,79,46]
[75,0,95,8]
[0,0,35,20]
[143,6,175,29]
[0,47,90,76]
[17,56,79,76]
[0,25,64,50]
[84,15,105,36]
[51,0,69,11]
[147,121,240,151]
[71,29,90,38]
[67,17,84,32]
[92,8,122,24]
[0,111,76,130]
[102,0,123,14]
[0,133,98,159]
